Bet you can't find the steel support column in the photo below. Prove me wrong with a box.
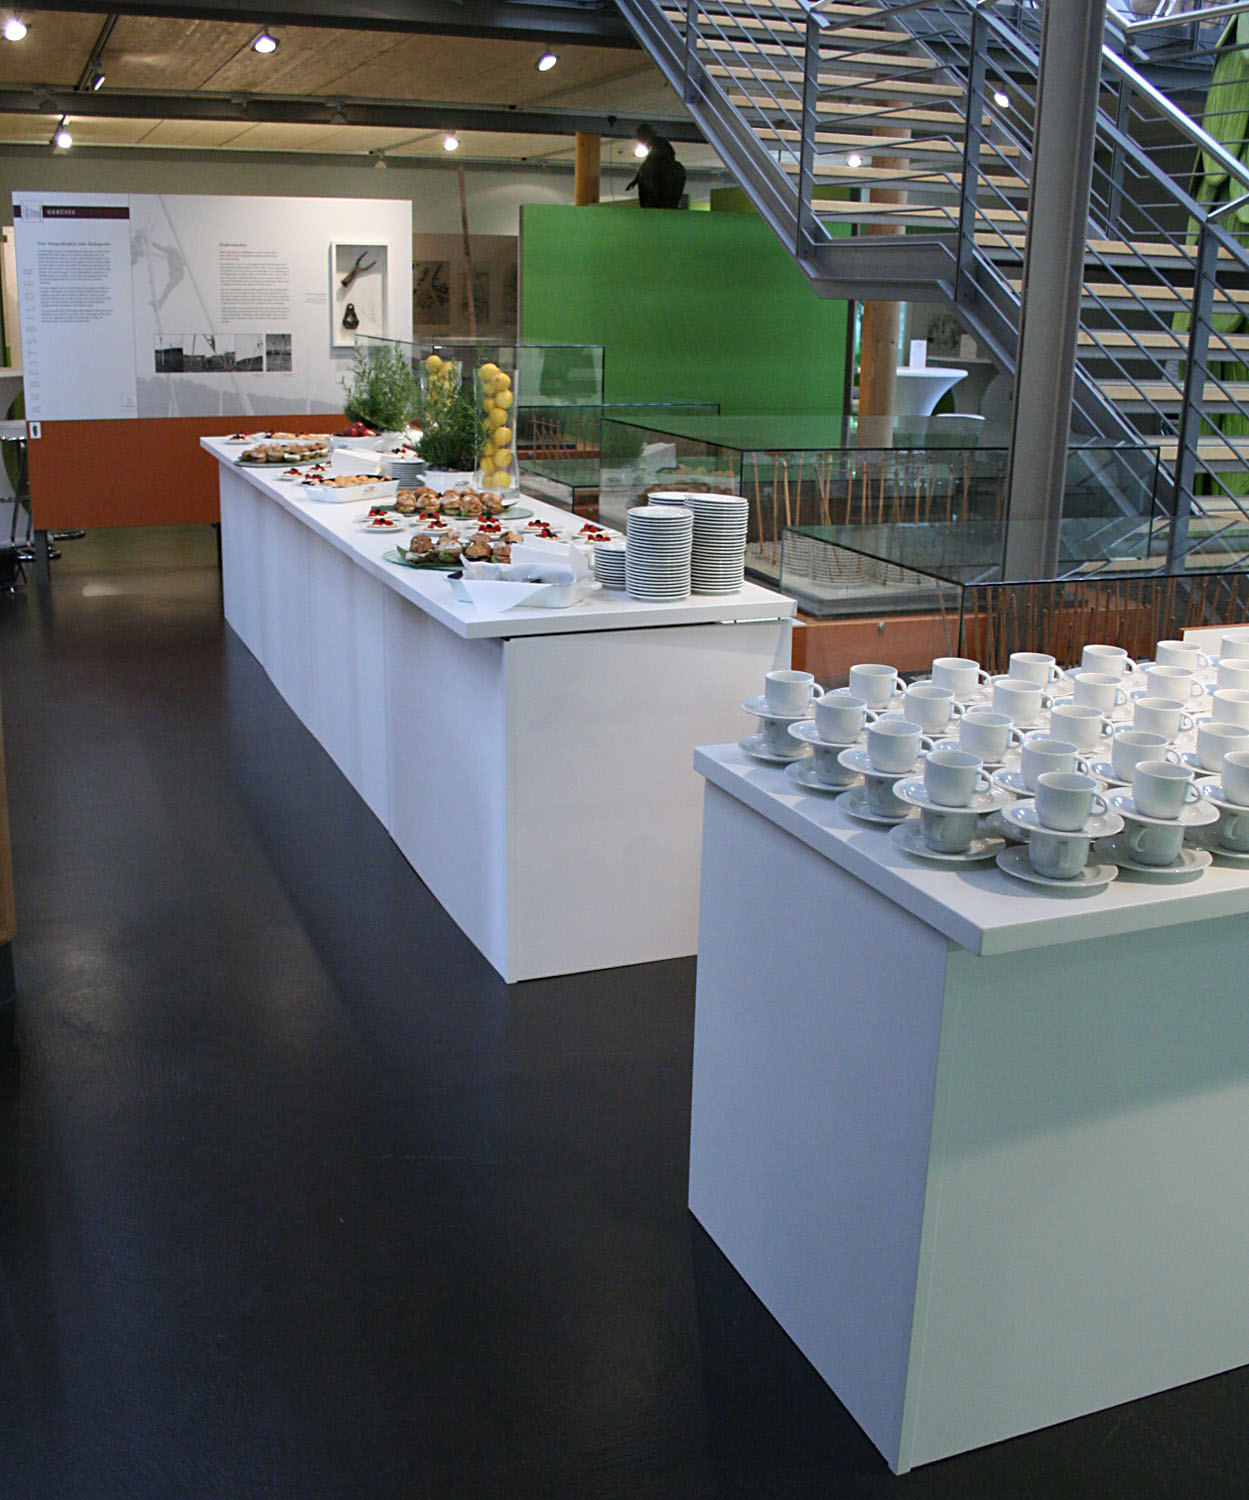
[1002,0,1108,580]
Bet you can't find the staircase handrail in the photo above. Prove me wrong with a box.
[1123,0,1249,34]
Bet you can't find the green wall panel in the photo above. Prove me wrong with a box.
[519,204,849,416]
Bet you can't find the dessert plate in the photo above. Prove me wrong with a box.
[1093,836,1211,881]
[995,845,1118,892]
[889,822,1004,863]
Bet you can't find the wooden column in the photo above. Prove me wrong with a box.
[857,128,910,446]
[574,132,601,206]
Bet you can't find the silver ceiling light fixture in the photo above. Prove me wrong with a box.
[3,15,27,40]
[252,26,278,54]
[443,131,459,152]
[536,47,557,72]
[90,69,105,90]
[53,116,72,148]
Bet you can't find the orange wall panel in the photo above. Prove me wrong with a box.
[27,416,343,529]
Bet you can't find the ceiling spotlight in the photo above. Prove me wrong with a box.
[536,48,557,72]
[90,69,104,91]
[443,131,459,152]
[993,89,1010,108]
[252,27,277,54]
[846,151,863,169]
[54,119,72,149]
[3,15,26,40]
[373,150,387,169]
[633,140,649,159]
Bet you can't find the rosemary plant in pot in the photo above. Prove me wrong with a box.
[416,354,486,480]
[338,343,419,449]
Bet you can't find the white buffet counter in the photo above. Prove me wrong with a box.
[203,439,794,980]
[690,741,1249,1472]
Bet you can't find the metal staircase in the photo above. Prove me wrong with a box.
[613,0,1249,570]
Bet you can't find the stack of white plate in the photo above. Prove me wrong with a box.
[594,541,627,590]
[670,492,749,594]
[625,505,694,601]
[386,454,428,485]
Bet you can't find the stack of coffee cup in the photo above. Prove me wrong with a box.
[1004,771,1119,880]
[740,669,823,760]
[956,708,1023,766]
[1202,750,1249,855]
[1111,759,1214,867]
[894,747,1002,854]
[839,716,934,820]
[1191,718,1249,777]
[787,691,878,786]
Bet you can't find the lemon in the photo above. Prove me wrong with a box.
[425,353,441,372]
[494,426,512,447]
[494,389,513,411]
[495,371,511,389]
[488,408,506,430]
[480,454,495,474]
[483,396,496,415]
[479,361,500,381]
[493,448,512,469]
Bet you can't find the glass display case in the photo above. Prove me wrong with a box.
[596,411,1165,578]
[779,520,1249,674]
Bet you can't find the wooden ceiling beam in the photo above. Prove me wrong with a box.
[0,82,703,139]
[17,0,639,47]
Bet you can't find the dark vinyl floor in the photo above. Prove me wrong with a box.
[1,528,1247,1500]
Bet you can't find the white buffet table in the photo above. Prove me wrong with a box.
[202,438,794,980]
[690,741,1249,1473]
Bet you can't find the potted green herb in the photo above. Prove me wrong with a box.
[339,342,419,447]
[416,356,486,476]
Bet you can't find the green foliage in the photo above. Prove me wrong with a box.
[416,371,486,470]
[341,343,419,432]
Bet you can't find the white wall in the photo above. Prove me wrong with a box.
[0,151,601,237]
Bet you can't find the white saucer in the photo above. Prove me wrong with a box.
[837,745,913,779]
[889,821,1005,863]
[995,845,1119,892]
[929,739,1007,771]
[1108,792,1219,831]
[1087,761,1130,787]
[892,777,1012,815]
[1001,800,1125,840]
[990,767,1032,796]
[1093,836,1211,881]
[741,695,814,723]
[836,787,914,826]
[1197,782,1249,813]
[1185,824,1249,864]
[788,719,861,751]
[1179,751,1219,776]
[738,732,810,765]
[785,759,859,793]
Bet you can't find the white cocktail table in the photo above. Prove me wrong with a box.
[690,741,1249,1472]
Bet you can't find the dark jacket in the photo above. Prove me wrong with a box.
[628,136,686,209]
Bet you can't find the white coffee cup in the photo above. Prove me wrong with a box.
[1028,828,1090,880]
[1121,816,1186,867]
[919,804,979,854]
[992,676,1051,725]
[1132,697,1193,742]
[1144,664,1203,703]
[1216,659,1249,694]
[931,656,990,698]
[849,663,902,710]
[923,747,990,808]
[1035,771,1106,832]
[814,692,877,744]
[765,669,823,716]
[1212,688,1249,728]
[1072,672,1129,714]
[1154,639,1208,672]
[809,742,850,786]
[1215,804,1249,852]
[1081,643,1134,678]
[1221,750,1249,806]
[1221,629,1249,661]
[1009,651,1063,687]
[866,717,932,773]
[1020,734,1086,792]
[1049,702,1113,754]
[864,770,909,817]
[1196,718,1249,773]
[762,717,803,755]
[1133,759,1199,820]
[958,709,1023,763]
[904,682,960,734]
[1111,729,1178,783]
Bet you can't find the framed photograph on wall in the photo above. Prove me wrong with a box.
[330,241,388,348]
